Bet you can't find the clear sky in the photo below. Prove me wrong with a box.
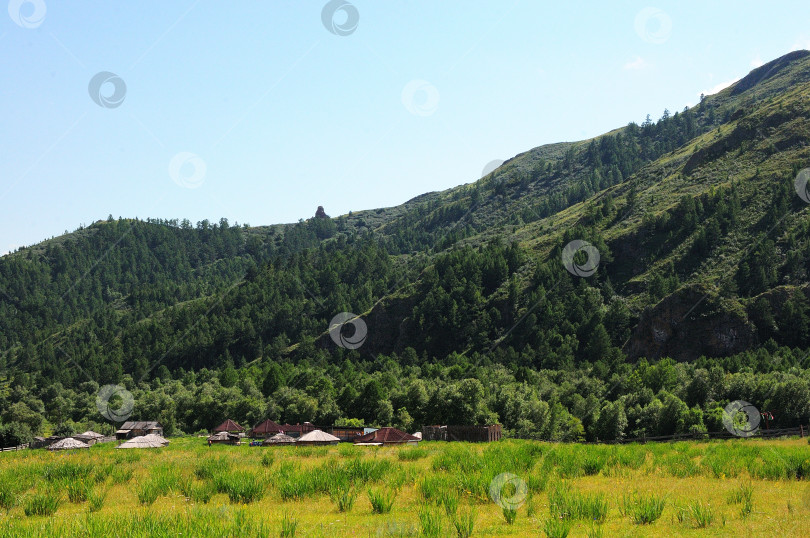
[2,1,810,254]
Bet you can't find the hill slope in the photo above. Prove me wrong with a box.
[2,51,810,441]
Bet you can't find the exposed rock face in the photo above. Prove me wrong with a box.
[315,206,328,218]
[624,284,756,361]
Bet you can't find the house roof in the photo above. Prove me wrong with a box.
[280,422,317,433]
[208,431,238,441]
[297,429,340,443]
[120,421,162,430]
[354,427,419,444]
[262,433,296,445]
[117,434,168,449]
[250,419,284,434]
[213,419,244,432]
[48,437,90,450]
[79,430,105,438]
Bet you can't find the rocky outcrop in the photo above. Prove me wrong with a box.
[624,284,756,361]
[315,206,329,218]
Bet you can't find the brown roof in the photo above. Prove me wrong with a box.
[354,427,419,444]
[280,422,317,433]
[250,419,284,435]
[213,419,244,432]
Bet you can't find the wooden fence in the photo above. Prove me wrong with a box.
[0,443,29,452]
[589,425,807,445]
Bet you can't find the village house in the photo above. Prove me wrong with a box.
[115,421,163,440]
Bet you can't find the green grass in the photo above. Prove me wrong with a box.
[0,437,809,536]
[367,487,395,514]
[623,493,666,525]
[23,490,62,516]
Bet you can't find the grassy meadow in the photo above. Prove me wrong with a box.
[0,437,809,536]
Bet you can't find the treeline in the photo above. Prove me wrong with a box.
[2,343,809,446]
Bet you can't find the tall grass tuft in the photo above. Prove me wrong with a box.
[280,512,297,537]
[24,491,62,517]
[419,506,443,537]
[542,517,571,538]
[452,507,475,538]
[87,488,107,512]
[688,501,714,528]
[260,452,275,468]
[368,487,395,514]
[136,481,161,506]
[502,506,518,525]
[398,447,428,461]
[548,482,608,524]
[67,479,91,503]
[623,493,666,525]
[330,484,357,512]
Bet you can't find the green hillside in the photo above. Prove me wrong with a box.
[2,51,810,444]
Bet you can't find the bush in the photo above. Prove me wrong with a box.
[260,452,275,468]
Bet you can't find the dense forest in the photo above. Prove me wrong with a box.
[3,51,810,447]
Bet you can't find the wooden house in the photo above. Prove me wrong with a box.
[115,421,163,440]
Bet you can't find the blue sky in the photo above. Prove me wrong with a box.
[2,1,810,254]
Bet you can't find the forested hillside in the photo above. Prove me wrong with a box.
[2,51,810,446]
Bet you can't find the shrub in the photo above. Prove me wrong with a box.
[368,488,395,514]
[260,452,275,468]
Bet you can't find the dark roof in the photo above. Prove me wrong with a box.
[280,422,317,433]
[120,421,162,430]
[250,419,284,434]
[213,419,244,432]
[354,427,419,444]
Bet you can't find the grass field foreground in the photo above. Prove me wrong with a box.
[0,437,809,536]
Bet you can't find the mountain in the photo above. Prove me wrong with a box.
[2,51,810,443]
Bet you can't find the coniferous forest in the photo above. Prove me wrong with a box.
[3,51,810,447]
